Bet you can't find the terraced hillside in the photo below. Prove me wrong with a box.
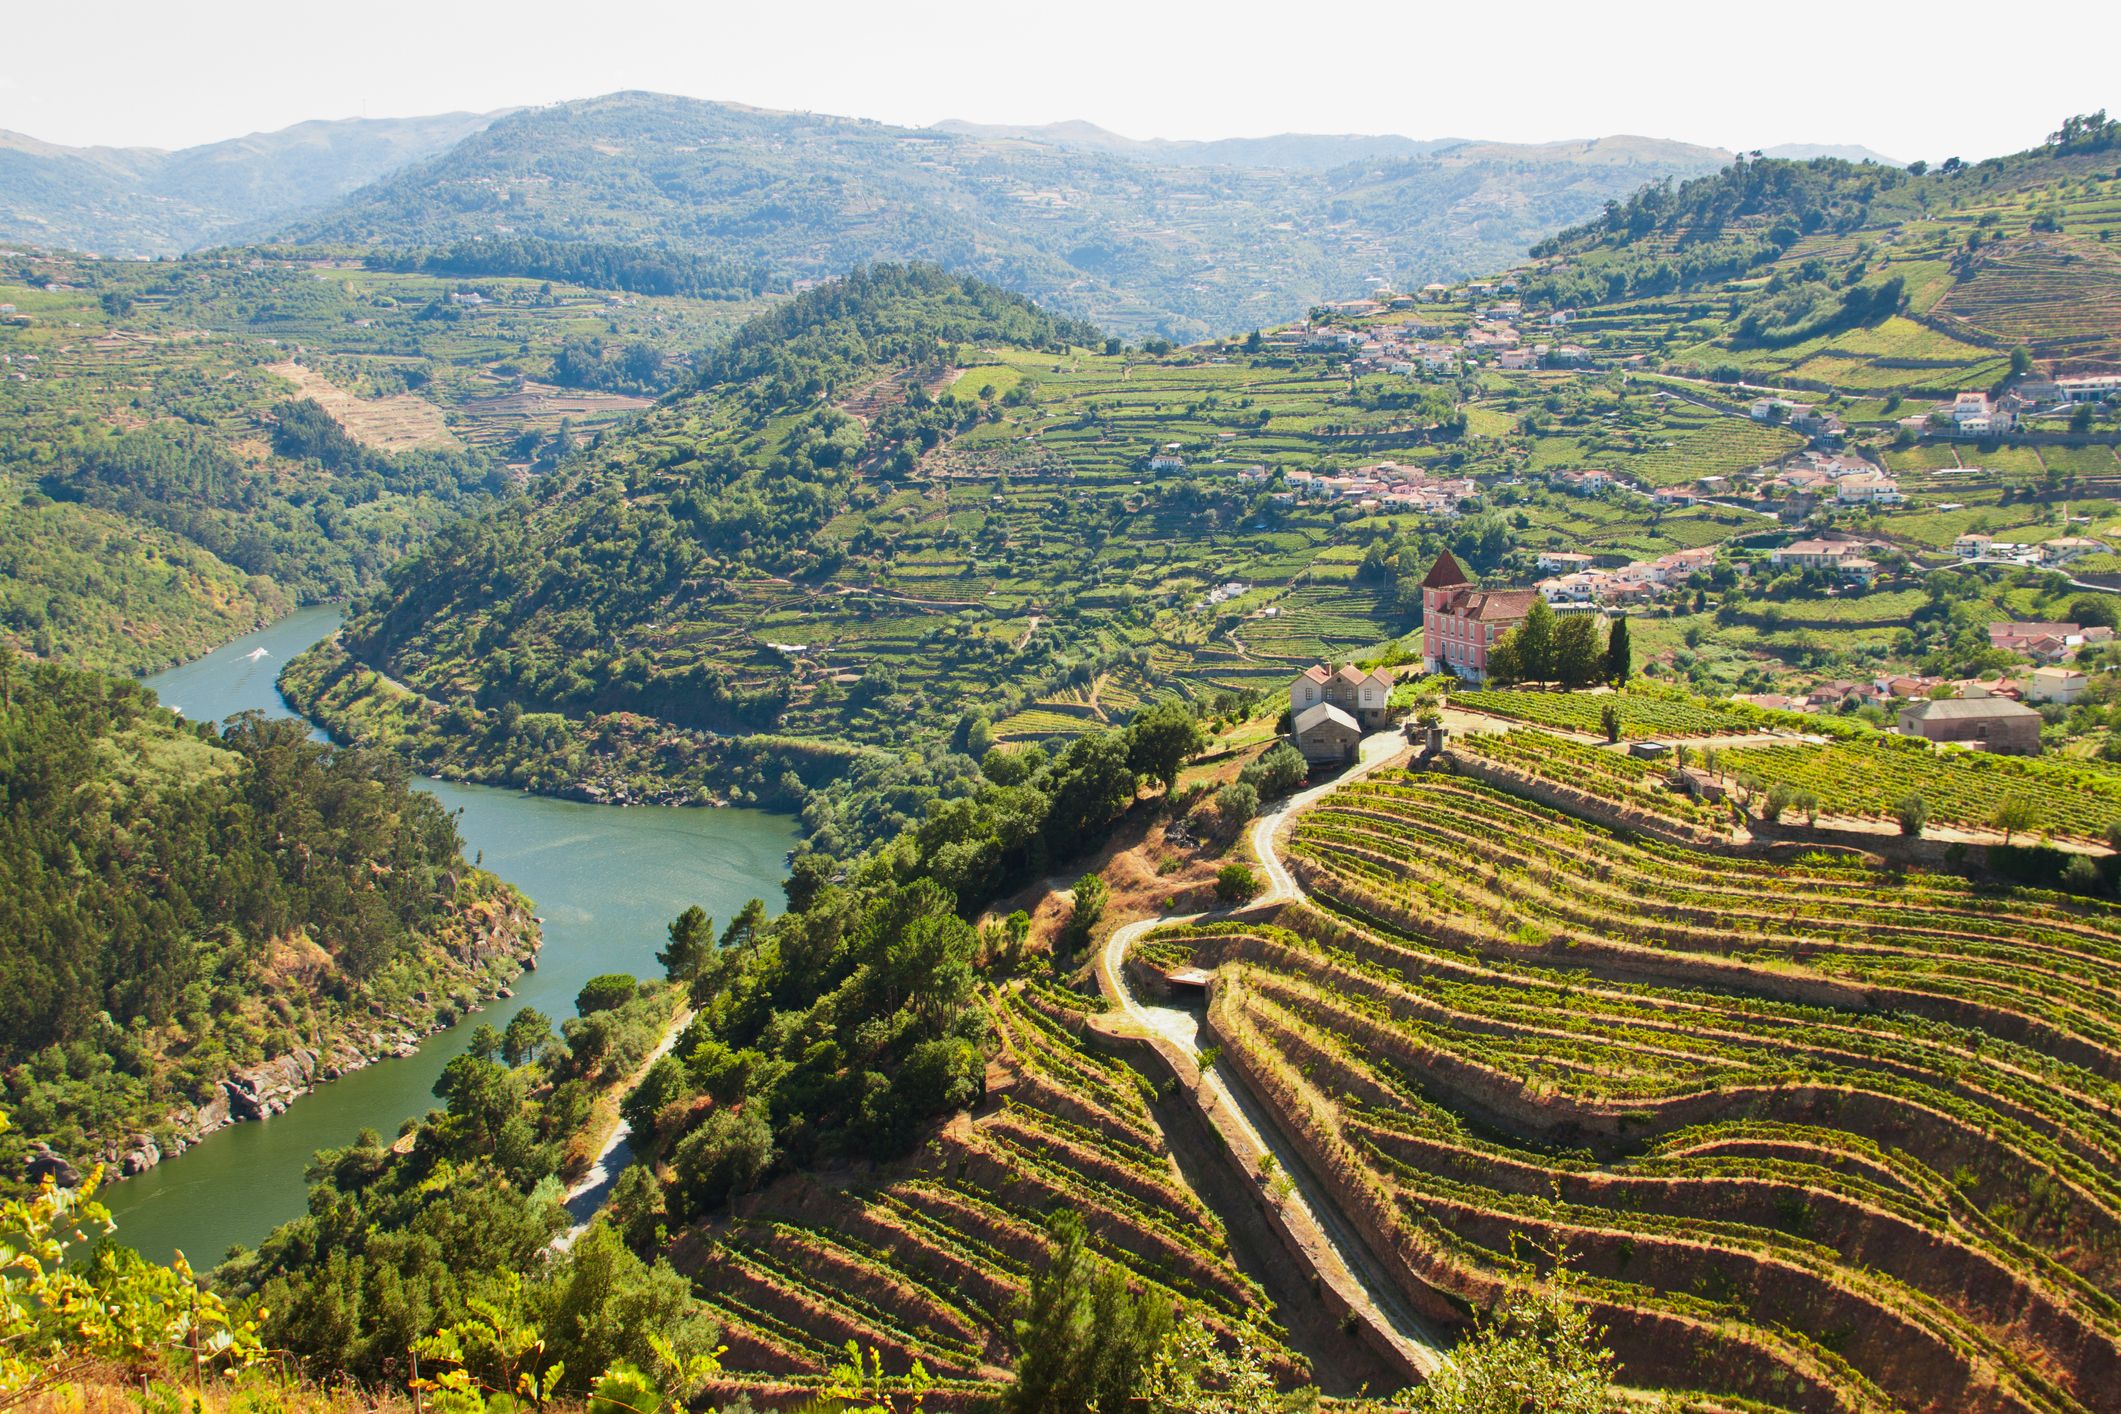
[0,247,758,673]
[1135,767,2121,1412]
[674,982,1308,1407]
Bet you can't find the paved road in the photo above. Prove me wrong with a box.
[1247,730,1408,904]
[1095,730,1450,1379]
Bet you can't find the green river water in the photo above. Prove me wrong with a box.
[101,608,795,1266]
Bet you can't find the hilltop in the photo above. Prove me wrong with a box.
[277,90,1730,338]
[0,111,503,255]
[1518,116,2121,378]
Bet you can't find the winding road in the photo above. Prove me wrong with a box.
[1093,729,1449,1380]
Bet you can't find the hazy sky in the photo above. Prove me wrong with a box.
[4,0,2110,161]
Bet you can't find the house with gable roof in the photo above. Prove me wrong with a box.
[1419,551,1537,682]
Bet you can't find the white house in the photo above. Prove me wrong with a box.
[2056,375,2121,404]
[2042,536,2109,565]
[2026,666,2088,705]
[1835,473,1904,506]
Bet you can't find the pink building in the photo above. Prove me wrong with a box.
[1420,552,1537,682]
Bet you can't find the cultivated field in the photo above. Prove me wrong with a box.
[1137,765,2121,1411]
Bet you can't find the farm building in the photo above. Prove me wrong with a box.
[1292,702,1362,765]
[1290,662,1394,729]
[1896,697,2043,756]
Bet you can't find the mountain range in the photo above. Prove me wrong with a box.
[3,92,1750,337]
[0,111,503,256]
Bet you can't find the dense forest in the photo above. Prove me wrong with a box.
[0,650,532,1184]
[361,237,774,301]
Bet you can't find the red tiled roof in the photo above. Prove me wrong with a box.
[1465,589,1538,622]
[1422,550,1472,589]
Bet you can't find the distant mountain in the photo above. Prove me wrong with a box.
[284,91,1730,338]
[0,111,504,255]
[929,117,1461,170]
[1761,142,1904,166]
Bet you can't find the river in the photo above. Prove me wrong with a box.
[101,608,795,1266]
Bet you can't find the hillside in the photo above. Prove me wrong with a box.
[281,90,1730,339]
[1138,749,2121,1411]
[0,245,764,673]
[1519,115,2121,379]
[0,650,536,1191]
[292,151,2121,846]
[0,111,503,256]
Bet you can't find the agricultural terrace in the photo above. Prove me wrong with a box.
[1137,769,2121,1412]
[1449,688,1758,739]
[679,983,1301,1402]
[1532,150,2121,397]
[1449,729,1732,835]
[1717,738,2121,843]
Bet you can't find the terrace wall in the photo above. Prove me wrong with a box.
[1079,1022,1418,1393]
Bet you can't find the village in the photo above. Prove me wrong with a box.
[1271,548,2115,766]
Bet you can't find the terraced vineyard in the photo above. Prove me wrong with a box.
[1450,728,1732,835]
[1139,768,2121,1412]
[679,983,1299,1406]
[1450,688,1758,739]
[1718,739,2121,842]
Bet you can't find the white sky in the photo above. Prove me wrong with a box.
[3,0,2111,162]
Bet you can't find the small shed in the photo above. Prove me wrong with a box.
[1293,702,1361,765]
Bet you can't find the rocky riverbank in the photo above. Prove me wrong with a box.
[21,894,540,1191]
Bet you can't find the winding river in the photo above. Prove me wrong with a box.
[101,608,795,1266]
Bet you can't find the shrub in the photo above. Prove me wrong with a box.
[1215,861,1263,903]
[1057,873,1109,953]
[1239,743,1309,800]
[1895,793,1928,837]
[1215,780,1261,831]
[672,1104,775,1214]
[2062,854,2102,893]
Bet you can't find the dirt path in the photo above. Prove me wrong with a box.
[555,1006,693,1251]
[1093,729,1447,1381]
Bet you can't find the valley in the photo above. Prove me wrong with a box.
[5,79,2121,1414]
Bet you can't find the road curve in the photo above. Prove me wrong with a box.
[1094,730,1449,1379]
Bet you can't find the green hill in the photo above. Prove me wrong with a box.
[1518,113,2121,385]
[281,90,1730,340]
[0,649,535,1189]
[0,245,765,673]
